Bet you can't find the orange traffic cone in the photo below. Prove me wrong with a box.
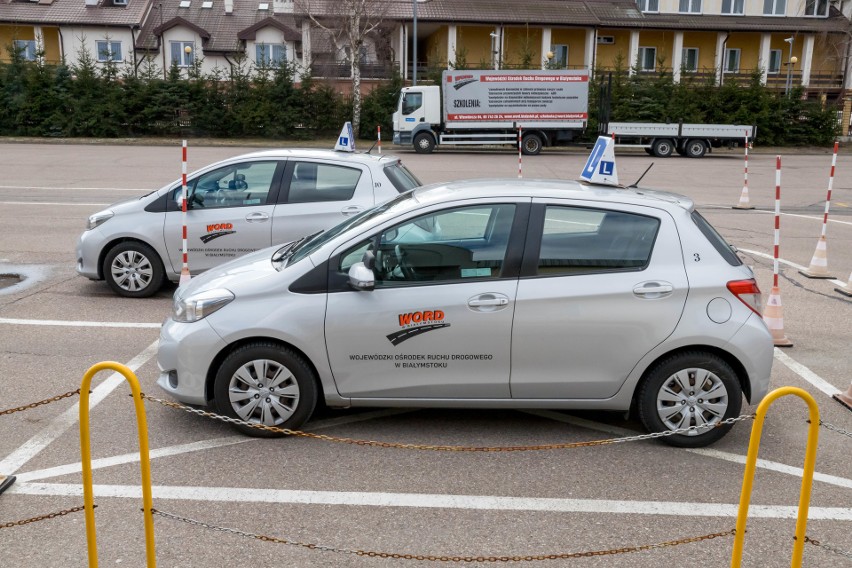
[836,270,852,297]
[763,286,793,347]
[833,382,852,411]
[733,184,754,210]
[799,236,834,279]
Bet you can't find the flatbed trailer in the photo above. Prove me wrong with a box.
[603,122,756,158]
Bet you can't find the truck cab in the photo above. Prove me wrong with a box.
[392,85,441,151]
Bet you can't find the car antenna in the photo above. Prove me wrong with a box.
[628,163,654,188]
[365,140,378,155]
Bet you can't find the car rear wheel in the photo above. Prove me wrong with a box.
[103,241,165,298]
[638,352,742,448]
[213,342,318,438]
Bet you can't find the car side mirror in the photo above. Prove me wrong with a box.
[348,262,375,291]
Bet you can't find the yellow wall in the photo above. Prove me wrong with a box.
[503,25,542,68]
[636,30,675,69]
[455,26,493,68]
[0,25,61,63]
[726,32,762,70]
[425,25,448,67]
[41,27,61,63]
[595,29,633,69]
[682,32,717,71]
[550,29,587,68]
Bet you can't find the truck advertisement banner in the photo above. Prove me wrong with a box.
[442,70,589,125]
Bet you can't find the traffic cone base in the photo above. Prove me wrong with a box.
[833,384,852,412]
[0,474,15,496]
[179,266,191,286]
[799,236,833,279]
[763,286,793,347]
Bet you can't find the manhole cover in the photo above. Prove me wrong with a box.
[0,273,22,290]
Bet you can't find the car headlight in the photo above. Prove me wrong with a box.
[173,288,235,323]
[86,210,114,230]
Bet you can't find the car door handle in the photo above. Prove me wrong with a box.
[341,205,364,217]
[245,212,269,222]
[468,293,510,311]
[633,282,674,298]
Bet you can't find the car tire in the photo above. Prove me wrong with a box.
[638,351,742,448]
[652,138,674,158]
[103,241,165,298]
[521,133,543,156]
[213,342,318,438]
[413,132,436,154]
[685,139,708,158]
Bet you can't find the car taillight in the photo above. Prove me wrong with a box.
[727,279,762,316]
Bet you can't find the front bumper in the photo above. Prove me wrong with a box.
[156,316,227,406]
[76,228,107,280]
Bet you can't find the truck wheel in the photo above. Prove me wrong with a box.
[685,139,708,158]
[413,133,436,154]
[652,139,674,158]
[521,134,543,156]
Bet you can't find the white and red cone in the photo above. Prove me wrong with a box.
[762,286,793,347]
[799,236,834,279]
[733,184,754,210]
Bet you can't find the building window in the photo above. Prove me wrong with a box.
[768,49,782,74]
[638,47,656,72]
[724,48,741,73]
[637,0,658,13]
[763,0,786,15]
[169,41,195,67]
[551,44,568,68]
[14,39,37,61]
[721,0,744,14]
[679,0,701,13]
[805,0,829,16]
[682,47,699,72]
[96,40,122,62]
[256,43,286,66]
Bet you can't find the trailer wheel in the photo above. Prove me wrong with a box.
[521,134,543,156]
[652,139,674,158]
[685,139,708,158]
[413,132,436,154]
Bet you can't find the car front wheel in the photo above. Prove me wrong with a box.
[213,342,318,437]
[103,241,165,298]
[638,352,742,448]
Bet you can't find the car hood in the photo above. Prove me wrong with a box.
[175,244,293,299]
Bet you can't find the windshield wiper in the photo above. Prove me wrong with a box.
[271,230,323,263]
[290,230,323,253]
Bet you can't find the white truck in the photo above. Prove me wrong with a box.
[392,69,589,155]
[603,122,756,158]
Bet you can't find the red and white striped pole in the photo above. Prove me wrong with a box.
[517,126,522,179]
[179,140,191,286]
[801,141,838,278]
[763,155,792,347]
[377,125,382,155]
[734,130,754,209]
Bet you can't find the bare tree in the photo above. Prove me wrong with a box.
[296,0,396,137]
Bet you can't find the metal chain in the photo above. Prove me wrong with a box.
[139,392,754,452]
[151,508,735,562]
[0,389,81,416]
[1,505,90,529]
[800,536,852,560]
[817,420,852,440]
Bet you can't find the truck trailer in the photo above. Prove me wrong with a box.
[603,122,756,158]
[392,69,590,155]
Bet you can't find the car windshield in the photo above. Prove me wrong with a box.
[383,162,422,193]
[284,191,418,267]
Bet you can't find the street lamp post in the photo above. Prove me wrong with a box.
[784,36,795,95]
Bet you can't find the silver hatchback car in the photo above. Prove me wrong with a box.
[76,149,421,297]
[157,179,773,447]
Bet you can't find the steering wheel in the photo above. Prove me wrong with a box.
[394,245,417,280]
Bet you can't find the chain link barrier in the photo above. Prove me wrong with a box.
[0,389,81,416]
[1,505,91,529]
[151,508,736,562]
[810,419,852,440]
[798,536,852,561]
[139,392,754,451]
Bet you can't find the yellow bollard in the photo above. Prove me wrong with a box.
[730,387,820,568]
[79,362,156,568]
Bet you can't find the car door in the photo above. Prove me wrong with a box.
[510,200,688,399]
[164,160,284,274]
[270,160,375,246]
[324,201,527,399]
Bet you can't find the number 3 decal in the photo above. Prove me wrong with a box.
[694,253,701,262]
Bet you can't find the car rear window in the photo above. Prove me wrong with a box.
[383,162,422,193]
[691,211,742,266]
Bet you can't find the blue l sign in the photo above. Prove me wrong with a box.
[581,137,608,181]
[599,161,614,176]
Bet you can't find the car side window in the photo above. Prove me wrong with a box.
[536,206,659,275]
[286,162,363,203]
[177,161,278,210]
[340,204,516,286]
[401,92,422,115]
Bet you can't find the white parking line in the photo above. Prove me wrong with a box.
[0,318,161,328]
[10,483,852,520]
[737,248,846,287]
[0,185,151,192]
[773,348,841,397]
[0,340,159,476]
[0,201,111,207]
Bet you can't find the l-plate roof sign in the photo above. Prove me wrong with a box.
[580,136,619,186]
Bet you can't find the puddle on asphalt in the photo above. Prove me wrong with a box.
[0,265,49,295]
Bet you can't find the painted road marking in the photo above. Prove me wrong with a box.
[16,409,416,483]
[524,409,852,489]
[773,348,841,397]
[0,340,159,475]
[0,201,112,207]
[0,318,161,328]
[9,483,852,520]
[737,248,846,287]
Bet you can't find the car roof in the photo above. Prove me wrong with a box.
[408,178,694,212]
[223,148,401,165]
